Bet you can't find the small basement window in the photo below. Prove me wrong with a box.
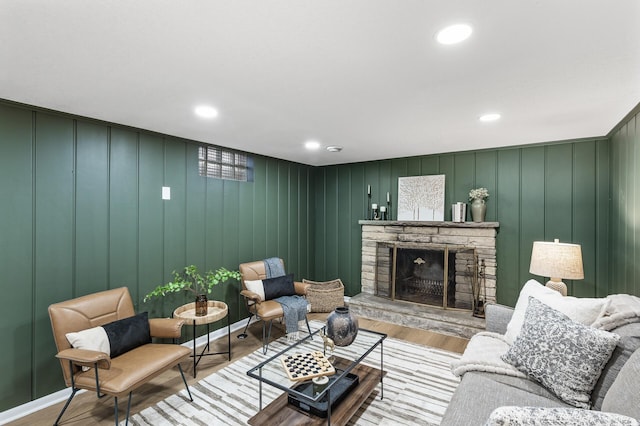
[198,145,253,182]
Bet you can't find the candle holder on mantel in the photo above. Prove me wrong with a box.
[386,192,392,221]
[366,185,372,220]
[372,203,379,220]
[379,205,387,220]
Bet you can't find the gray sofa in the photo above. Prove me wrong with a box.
[441,302,640,425]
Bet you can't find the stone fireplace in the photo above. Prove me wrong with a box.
[348,220,499,338]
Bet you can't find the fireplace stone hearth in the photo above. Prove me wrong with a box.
[348,292,486,338]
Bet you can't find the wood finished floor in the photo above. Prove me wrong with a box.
[9,314,468,426]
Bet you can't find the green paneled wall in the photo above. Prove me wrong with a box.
[0,102,313,410]
[312,140,611,305]
[609,107,640,296]
[2,94,638,413]
[0,105,33,410]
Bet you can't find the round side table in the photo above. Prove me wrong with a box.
[173,300,230,378]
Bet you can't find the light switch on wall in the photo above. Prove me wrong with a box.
[162,186,171,200]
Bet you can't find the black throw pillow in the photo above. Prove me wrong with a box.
[263,273,296,300]
[102,311,151,358]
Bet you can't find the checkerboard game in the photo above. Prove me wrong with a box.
[280,351,336,381]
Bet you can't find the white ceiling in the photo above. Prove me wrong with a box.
[2,1,639,166]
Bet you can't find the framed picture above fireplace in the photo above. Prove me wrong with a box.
[397,174,445,221]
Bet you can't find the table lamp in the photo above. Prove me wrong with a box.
[529,239,584,296]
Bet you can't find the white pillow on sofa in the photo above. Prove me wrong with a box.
[602,347,640,420]
[504,279,610,344]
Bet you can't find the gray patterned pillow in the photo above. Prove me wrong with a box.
[502,297,619,408]
[485,406,639,425]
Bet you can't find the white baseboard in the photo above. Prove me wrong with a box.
[0,315,258,425]
[0,387,79,425]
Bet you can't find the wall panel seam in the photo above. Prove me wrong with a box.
[30,110,37,401]
[106,127,111,290]
[72,120,77,298]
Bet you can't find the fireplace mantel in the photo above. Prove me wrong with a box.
[358,220,499,229]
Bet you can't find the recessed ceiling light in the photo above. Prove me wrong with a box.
[194,105,219,119]
[479,113,501,122]
[305,140,321,150]
[326,146,343,152]
[436,24,473,45]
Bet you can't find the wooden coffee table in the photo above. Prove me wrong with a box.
[246,327,386,426]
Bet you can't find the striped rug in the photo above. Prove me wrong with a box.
[124,322,461,425]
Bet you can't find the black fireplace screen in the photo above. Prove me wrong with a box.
[395,248,456,307]
[375,243,477,310]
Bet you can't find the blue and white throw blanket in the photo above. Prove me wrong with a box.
[264,257,286,278]
[274,295,309,338]
[264,257,309,339]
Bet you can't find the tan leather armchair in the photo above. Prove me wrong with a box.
[48,287,192,426]
[238,259,312,353]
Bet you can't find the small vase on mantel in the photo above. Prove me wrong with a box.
[470,199,487,222]
[326,306,359,346]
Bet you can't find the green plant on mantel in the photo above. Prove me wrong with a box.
[144,265,241,302]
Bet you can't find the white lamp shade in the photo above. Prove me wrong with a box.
[529,239,584,280]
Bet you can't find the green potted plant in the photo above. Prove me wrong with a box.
[144,265,241,316]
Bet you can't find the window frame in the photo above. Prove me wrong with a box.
[198,144,253,182]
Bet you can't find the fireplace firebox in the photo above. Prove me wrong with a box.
[375,242,479,311]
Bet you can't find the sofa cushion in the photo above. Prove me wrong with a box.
[486,406,639,425]
[480,372,568,400]
[440,372,569,426]
[504,279,609,344]
[591,322,640,410]
[602,347,640,421]
[484,303,515,334]
[73,343,190,395]
[502,297,619,409]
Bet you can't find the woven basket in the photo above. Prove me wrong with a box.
[303,278,345,313]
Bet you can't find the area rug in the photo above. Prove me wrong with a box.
[124,321,461,425]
